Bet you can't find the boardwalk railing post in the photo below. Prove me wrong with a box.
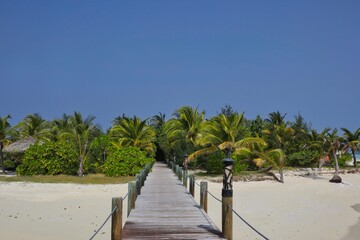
[179,167,183,181]
[222,152,234,240]
[183,168,188,188]
[189,175,195,197]
[136,174,141,196]
[140,170,145,187]
[111,197,122,240]
[127,181,136,216]
[200,181,208,213]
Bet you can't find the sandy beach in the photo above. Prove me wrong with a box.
[1,173,360,240]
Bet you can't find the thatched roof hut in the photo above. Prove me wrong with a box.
[2,137,37,154]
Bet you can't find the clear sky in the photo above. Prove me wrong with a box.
[1,1,359,131]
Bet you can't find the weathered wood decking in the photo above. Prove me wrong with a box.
[122,162,223,239]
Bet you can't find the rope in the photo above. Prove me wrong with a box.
[206,189,222,203]
[227,204,270,240]
[89,205,118,240]
[88,193,128,240]
[194,180,201,187]
[193,180,269,240]
[122,192,129,201]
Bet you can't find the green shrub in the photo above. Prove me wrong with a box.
[338,153,352,167]
[204,151,251,174]
[86,135,113,173]
[103,147,155,177]
[3,159,16,170]
[232,154,251,173]
[287,150,319,167]
[206,151,225,174]
[16,141,78,176]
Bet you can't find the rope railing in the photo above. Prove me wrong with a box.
[194,180,270,240]
[88,161,153,240]
[88,193,128,240]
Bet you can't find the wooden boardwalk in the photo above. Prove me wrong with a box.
[122,162,223,239]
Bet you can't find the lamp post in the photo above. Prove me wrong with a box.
[222,148,233,240]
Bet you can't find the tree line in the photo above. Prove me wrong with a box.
[0,105,359,183]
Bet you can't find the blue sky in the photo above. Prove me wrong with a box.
[1,1,359,131]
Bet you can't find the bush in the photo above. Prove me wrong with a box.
[287,150,319,167]
[17,141,78,176]
[206,151,225,174]
[103,147,155,177]
[3,159,16,170]
[338,153,352,167]
[204,151,251,174]
[86,135,113,173]
[232,154,251,173]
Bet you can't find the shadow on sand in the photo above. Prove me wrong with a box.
[341,204,360,240]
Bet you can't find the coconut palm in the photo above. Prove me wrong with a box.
[50,114,71,141]
[15,113,50,140]
[60,112,98,177]
[0,115,12,173]
[341,127,360,167]
[164,106,205,155]
[257,148,286,183]
[265,111,287,126]
[306,128,331,168]
[110,116,156,155]
[324,129,343,183]
[189,112,265,160]
[264,111,291,150]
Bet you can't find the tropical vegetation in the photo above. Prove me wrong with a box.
[0,105,358,184]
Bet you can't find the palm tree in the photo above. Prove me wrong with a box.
[0,115,12,173]
[189,112,265,159]
[50,114,71,141]
[324,129,343,183]
[110,116,156,156]
[164,106,205,155]
[150,113,167,161]
[60,112,98,177]
[173,106,205,146]
[264,111,290,150]
[341,127,360,167]
[306,128,331,168]
[257,148,286,183]
[265,111,287,126]
[15,113,50,140]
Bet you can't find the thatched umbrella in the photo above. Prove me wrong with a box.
[3,137,37,154]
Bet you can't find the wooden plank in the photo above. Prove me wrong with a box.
[122,162,223,239]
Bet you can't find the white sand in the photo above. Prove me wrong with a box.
[194,174,360,240]
[0,182,128,240]
[1,174,360,240]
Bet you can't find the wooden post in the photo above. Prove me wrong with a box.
[189,175,195,197]
[222,196,233,240]
[200,181,208,213]
[179,167,183,181]
[127,181,136,216]
[111,197,122,240]
[136,174,141,196]
[182,169,188,188]
[222,156,234,240]
[140,170,145,187]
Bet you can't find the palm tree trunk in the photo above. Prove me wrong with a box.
[77,156,84,177]
[351,149,357,168]
[279,169,284,183]
[330,152,342,183]
[0,143,5,174]
[334,153,339,175]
